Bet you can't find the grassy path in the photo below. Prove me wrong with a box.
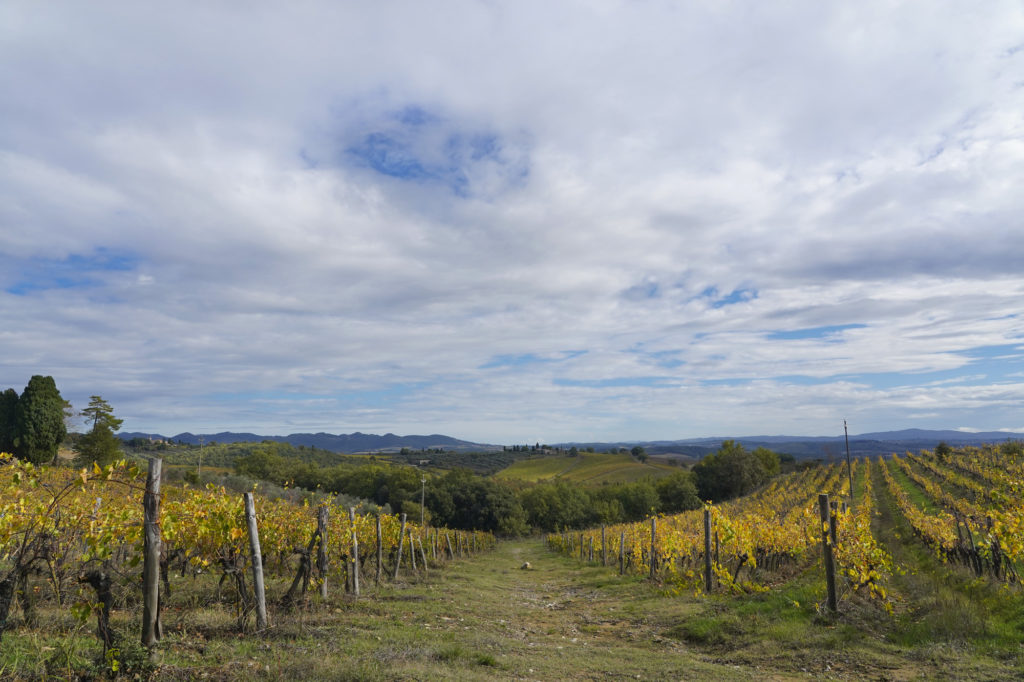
[149,535,823,681]
[16,528,1021,679]
[143,532,1024,681]
[240,538,742,681]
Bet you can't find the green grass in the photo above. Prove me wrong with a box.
[3,533,1023,680]
[5,456,1024,680]
[495,452,677,485]
[870,459,1024,668]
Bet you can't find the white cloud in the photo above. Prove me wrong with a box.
[2,1,1024,441]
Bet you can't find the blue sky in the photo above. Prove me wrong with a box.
[2,1,1024,443]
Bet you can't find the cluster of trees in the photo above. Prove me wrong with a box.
[1,376,124,467]
[232,448,709,535]
[0,375,67,464]
[519,470,700,531]
[692,440,780,502]
[234,450,527,534]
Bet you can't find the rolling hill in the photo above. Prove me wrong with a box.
[494,452,679,485]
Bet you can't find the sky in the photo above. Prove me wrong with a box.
[2,1,1024,444]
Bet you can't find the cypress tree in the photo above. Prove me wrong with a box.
[0,388,18,454]
[13,375,67,464]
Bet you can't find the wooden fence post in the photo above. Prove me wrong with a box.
[703,508,713,593]
[142,458,163,649]
[819,494,838,613]
[244,492,268,628]
[619,531,625,575]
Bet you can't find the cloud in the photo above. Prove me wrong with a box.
[1,1,1023,441]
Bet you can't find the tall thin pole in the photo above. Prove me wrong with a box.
[245,493,268,628]
[844,419,854,507]
[142,458,163,649]
[420,476,426,528]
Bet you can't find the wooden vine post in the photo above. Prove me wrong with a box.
[244,492,268,629]
[142,458,162,649]
[703,507,713,593]
[619,531,626,575]
[317,504,329,599]
[375,514,383,585]
[408,528,417,571]
[601,525,608,566]
[418,536,429,575]
[393,513,407,580]
[649,517,657,579]
[349,507,360,597]
[818,494,838,613]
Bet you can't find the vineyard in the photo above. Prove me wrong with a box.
[0,453,493,678]
[548,444,1024,621]
[2,444,1024,679]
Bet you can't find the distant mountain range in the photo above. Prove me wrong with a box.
[561,429,1024,460]
[117,431,492,453]
[116,428,1024,458]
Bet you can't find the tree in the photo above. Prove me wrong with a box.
[752,446,781,477]
[655,470,701,513]
[80,395,123,433]
[616,480,660,519]
[74,396,124,467]
[0,388,18,454]
[630,445,648,462]
[692,440,769,503]
[13,376,67,464]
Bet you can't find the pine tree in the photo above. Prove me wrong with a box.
[75,396,124,467]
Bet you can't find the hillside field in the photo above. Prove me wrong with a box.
[493,451,679,485]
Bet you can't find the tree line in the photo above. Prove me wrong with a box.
[232,440,783,535]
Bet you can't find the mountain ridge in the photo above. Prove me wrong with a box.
[116,428,1024,457]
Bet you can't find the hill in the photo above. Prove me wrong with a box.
[494,452,678,485]
[118,430,493,454]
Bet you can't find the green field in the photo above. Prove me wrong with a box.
[494,452,678,485]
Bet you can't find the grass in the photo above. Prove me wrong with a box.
[3,534,1024,679]
[4,458,1024,679]
[495,452,677,485]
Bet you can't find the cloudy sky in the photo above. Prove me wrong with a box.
[2,2,1023,443]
